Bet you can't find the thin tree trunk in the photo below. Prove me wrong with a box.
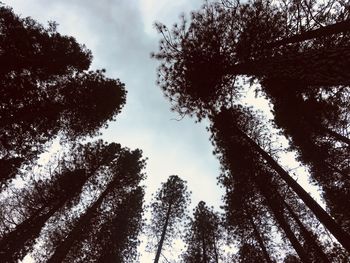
[322,127,350,146]
[282,199,331,263]
[154,203,172,263]
[47,178,118,263]
[247,212,273,263]
[212,236,219,263]
[266,20,350,48]
[202,232,208,263]
[235,126,350,253]
[255,177,312,263]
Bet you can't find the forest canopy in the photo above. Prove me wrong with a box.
[1,0,350,262]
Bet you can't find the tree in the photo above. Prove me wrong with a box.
[0,140,124,262]
[182,201,221,263]
[45,147,146,263]
[153,0,350,251]
[261,78,350,232]
[0,169,87,263]
[237,243,267,263]
[211,107,350,253]
[149,175,190,263]
[94,187,144,263]
[153,0,350,119]
[0,4,126,184]
[220,168,276,263]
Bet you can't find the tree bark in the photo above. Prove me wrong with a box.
[247,212,273,263]
[266,20,350,48]
[154,203,172,263]
[282,199,331,263]
[235,126,350,253]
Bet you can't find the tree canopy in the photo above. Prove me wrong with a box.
[0,4,126,185]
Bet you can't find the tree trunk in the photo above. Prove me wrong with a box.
[255,177,312,263]
[235,126,350,253]
[247,212,273,263]
[225,45,350,87]
[202,232,208,263]
[322,127,350,146]
[154,203,172,263]
[266,20,350,48]
[212,236,219,263]
[47,179,118,263]
[283,199,331,263]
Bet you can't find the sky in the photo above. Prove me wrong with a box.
[7,0,325,262]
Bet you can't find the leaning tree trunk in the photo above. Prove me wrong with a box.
[213,110,350,252]
[224,45,350,87]
[201,231,208,263]
[212,236,219,263]
[255,174,312,263]
[282,198,331,263]
[154,203,172,263]
[321,127,350,146]
[0,205,51,263]
[238,126,350,252]
[0,170,87,262]
[266,20,350,48]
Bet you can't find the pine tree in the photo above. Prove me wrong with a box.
[0,5,126,184]
[210,107,350,253]
[0,140,124,262]
[149,175,191,263]
[261,79,350,232]
[182,201,221,263]
[45,147,145,263]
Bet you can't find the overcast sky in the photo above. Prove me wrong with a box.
[8,0,225,261]
[8,0,225,208]
[7,1,324,262]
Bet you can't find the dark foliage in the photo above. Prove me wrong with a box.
[0,4,126,184]
[261,78,350,232]
[182,201,222,263]
[44,146,146,263]
[153,0,350,119]
[0,140,127,262]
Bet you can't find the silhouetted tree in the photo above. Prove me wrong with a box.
[182,201,221,263]
[0,5,126,184]
[210,107,350,254]
[46,147,145,263]
[149,175,190,263]
[221,171,276,263]
[0,140,124,262]
[284,254,302,263]
[94,187,144,263]
[153,0,350,119]
[261,79,350,232]
[0,169,87,262]
[237,243,266,263]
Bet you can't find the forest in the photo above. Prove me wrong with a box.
[0,0,349,262]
